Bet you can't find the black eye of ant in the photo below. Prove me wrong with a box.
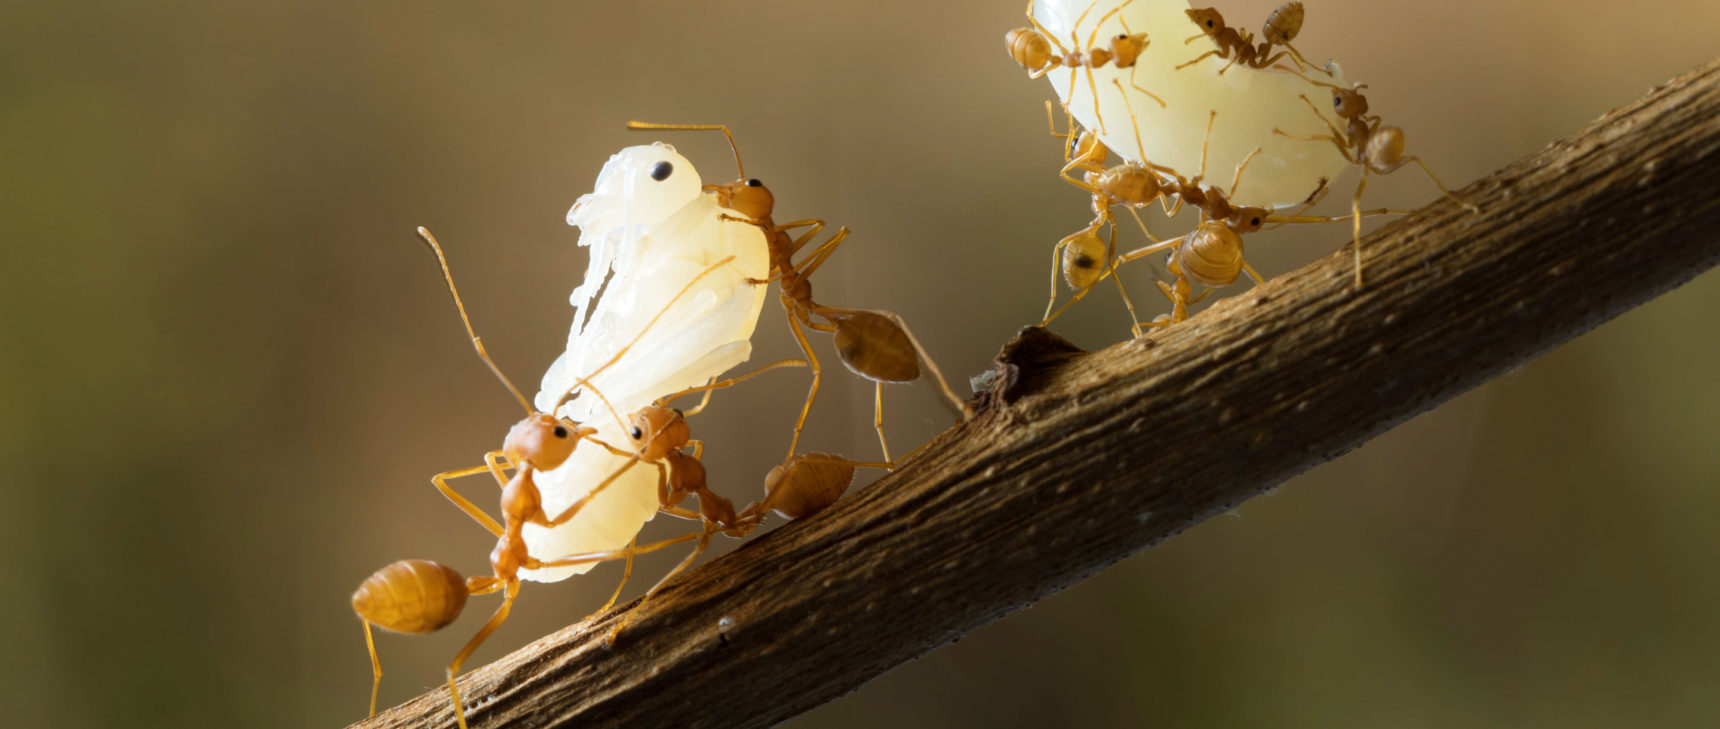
[649,161,673,181]
[629,426,643,440]
[745,178,762,187]
[552,425,568,439]
[1333,96,1342,107]
[1206,20,1214,27]
[1116,34,1127,40]
[1251,217,1262,226]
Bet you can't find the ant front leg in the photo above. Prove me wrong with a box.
[431,460,505,537]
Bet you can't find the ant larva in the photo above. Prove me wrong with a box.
[1008,0,1166,135]
[1025,0,1350,209]
[1176,3,1328,75]
[1275,79,1480,286]
[352,230,758,729]
[625,121,972,464]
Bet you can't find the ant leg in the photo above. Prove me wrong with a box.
[1116,235,1183,266]
[785,314,823,458]
[446,579,520,729]
[1084,69,1108,135]
[598,536,638,613]
[663,358,809,411]
[794,227,851,279]
[1380,156,1480,213]
[1242,261,1266,285]
[1351,169,1372,288]
[533,531,706,571]
[1229,147,1263,198]
[432,463,505,537]
[1044,234,1072,321]
[1126,64,1167,108]
[607,530,715,644]
[542,457,649,527]
[1175,49,1222,71]
[363,621,381,717]
[873,382,892,465]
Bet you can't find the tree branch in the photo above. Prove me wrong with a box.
[353,58,1720,729]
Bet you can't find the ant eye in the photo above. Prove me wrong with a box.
[553,425,568,438]
[1206,20,1214,27]
[649,161,673,181]
[1333,96,1342,106]
[746,178,762,187]
[1251,217,1261,226]
[1116,34,1127,40]
[630,426,644,440]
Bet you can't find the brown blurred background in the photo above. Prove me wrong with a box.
[2,1,1717,727]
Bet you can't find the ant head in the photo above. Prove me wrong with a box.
[1228,206,1269,234]
[711,177,775,221]
[503,413,592,471]
[1331,87,1369,118]
[1109,32,1149,65]
[628,405,689,461]
[1186,8,1225,34]
[568,143,703,231]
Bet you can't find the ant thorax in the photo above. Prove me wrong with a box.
[1032,0,1349,209]
[537,143,772,424]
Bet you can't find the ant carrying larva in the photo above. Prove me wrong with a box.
[625,121,971,465]
[353,231,782,729]
[1007,0,1167,136]
[1275,78,1480,287]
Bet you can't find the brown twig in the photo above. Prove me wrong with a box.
[352,58,1720,729]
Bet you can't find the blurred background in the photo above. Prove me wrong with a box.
[2,0,1717,726]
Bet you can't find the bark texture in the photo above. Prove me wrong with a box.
[352,58,1720,729]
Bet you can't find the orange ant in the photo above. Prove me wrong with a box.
[1274,79,1480,286]
[1007,0,1166,136]
[1102,97,1404,326]
[1176,2,1328,75]
[352,230,758,728]
[625,121,972,464]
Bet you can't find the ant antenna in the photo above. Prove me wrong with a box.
[626,121,746,179]
[414,227,535,416]
[552,254,742,430]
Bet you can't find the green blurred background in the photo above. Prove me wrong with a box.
[2,1,1717,726]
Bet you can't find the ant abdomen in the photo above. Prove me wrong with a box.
[1176,222,1247,288]
[1365,127,1408,166]
[1263,2,1305,45]
[1060,229,1108,291]
[831,311,921,383]
[762,453,858,520]
[1097,165,1162,206]
[352,560,469,634]
[1006,28,1054,74]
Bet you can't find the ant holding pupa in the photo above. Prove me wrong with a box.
[1086,86,1405,327]
[354,230,816,729]
[1007,0,1166,136]
[1176,2,1329,75]
[625,121,972,465]
[1274,78,1480,286]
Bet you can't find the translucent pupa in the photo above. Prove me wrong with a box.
[526,143,772,581]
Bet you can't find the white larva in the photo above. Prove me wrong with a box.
[1032,0,1349,208]
[522,142,770,582]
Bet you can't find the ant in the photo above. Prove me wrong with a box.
[598,391,892,637]
[1275,79,1480,286]
[1104,96,1405,326]
[1176,2,1329,75]
[1007,0,1166,136]
[352,230,761,728]
[626,121,972,465]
